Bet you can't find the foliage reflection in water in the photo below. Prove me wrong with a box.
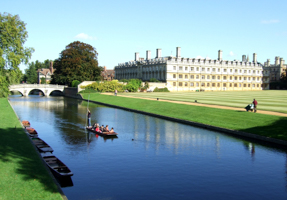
[9,96,287,200]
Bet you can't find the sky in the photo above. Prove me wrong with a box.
[2,0,287,72]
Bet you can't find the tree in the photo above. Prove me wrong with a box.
[0,12,34,97]
[51,41,101,86]
[24,59,52,84]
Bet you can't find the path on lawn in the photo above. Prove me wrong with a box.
[102,93,287,117]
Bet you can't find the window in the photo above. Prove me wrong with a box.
[207,83,210,87]
[243,84,246,87]
[239,70,242,73]
[196,67,199,71]
[230,76,232,80]
[196,83,199,87]
[234,76,237,80]
[235,69,237,73]
[212,68,216,72]
[212,76,215,80]
[218,68,220,72]
[207,75,210,79]
[179,74,183,79]
[201,83,205,86]
[252,84,255,87]
[217,83,220,87]
[207,68,210,71]
[173,74,176,78]
[185,67,188,71]
[224,69,227,72]
[190,75,194,79]
[223,83,226,87]
[252,77,255,81]
[173,82,176,86]
[202,75,205,79]
[248,84,250,87]
[253,70,255,73]
[202,68,205,71]
[212,83,215,87]
[244,77,247,80]
[196,75,199,79]
[244,70,247,73]
[179,66,183,70]
[229,83,232,87]
[248,70,251,73]
[248,77,250,81]
[257,77,259,81]
[217,76,220,80]
[239,83,241,87]
[230,69,232,72]
[179,82,182,86]
[257,84,259,87]
[223,76,226,80]
[190,82,194,86]
[239,77,242,80]
[185,75,188,79]
[191,67,194,71]
[185,82,188,86]
[173,66,176,70]
[234,83,237,87]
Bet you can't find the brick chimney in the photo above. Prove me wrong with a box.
[49,61,53,74]
[104,66,107,71]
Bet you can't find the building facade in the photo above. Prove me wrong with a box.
[115,47,267,92]
[101,66,115,81]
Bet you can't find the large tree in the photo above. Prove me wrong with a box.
[0,12,34,97]
[51,41,101,86]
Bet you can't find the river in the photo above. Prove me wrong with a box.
[9,95,287,200]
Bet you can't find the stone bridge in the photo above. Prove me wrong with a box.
[9,84,67,96]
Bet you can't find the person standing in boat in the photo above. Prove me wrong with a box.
[87,109,91,127]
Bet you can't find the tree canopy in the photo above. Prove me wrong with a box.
[0,12,34,97]
[51,41,102,86]
[22,59,52,84]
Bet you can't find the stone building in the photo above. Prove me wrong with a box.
[262,57,286,89]
[37,61,54,84]
[101,66,115,81]
[115,47,264,92]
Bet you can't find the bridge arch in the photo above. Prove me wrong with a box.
[8,84,66,97]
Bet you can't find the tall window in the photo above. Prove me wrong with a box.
[212,68,216,72]
[185,75,188,79]
[190,82,194,86]
[196,75,199,79]
[179,82,182,86]
[190,75,194,79]
[185,82,188,86]
[179,66,183,70]
[173,82,176,86]
[179,74,183,79]
[191,67,194,71]
[202,75,205,79]
[173,74,176,78]
[185,67,188,71]
[173,66,176,70]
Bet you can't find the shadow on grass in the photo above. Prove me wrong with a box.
[239,117,287,142]
[0,127,60,193]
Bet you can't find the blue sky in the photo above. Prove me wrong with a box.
[2,0,287,72]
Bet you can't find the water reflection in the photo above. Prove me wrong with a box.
[9,96,287,200]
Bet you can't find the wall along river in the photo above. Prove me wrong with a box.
[9,95,287,200]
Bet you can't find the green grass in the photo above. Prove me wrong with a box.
[0,98,63,200]
[119,90,287,114]
[82,93,287,141]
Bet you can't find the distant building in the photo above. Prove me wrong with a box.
[115,47,265,92]
[101,66,115,81]
[262,57,286,89]
[37,61,54,84]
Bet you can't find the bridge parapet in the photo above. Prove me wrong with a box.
[9,84,67,96]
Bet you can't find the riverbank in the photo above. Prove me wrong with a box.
[0,98,64,200]
[81,93,287,145]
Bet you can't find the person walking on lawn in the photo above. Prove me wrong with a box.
[253,99,258,113]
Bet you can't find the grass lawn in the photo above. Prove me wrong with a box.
[82,93,287,141]
[119,90,287,114]
[0,98,63,200]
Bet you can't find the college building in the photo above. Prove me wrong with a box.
[115,47,286,92]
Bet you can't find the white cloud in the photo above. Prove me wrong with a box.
[75,33,97,40]
[229,51,235,57]
[261,20,279,24]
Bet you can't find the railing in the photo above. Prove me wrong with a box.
[9,84,66,89]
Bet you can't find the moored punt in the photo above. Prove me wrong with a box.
[41,152,73,178]
[86,126,118,137]
[26,127,38,135]
[22,120,30,127]
[32,137,54,153]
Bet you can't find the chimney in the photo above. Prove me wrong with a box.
[242,55,246,62]
[275,56,279,65]
[280,58,284,66]
[135,52,139,61]
[49,61,53,74]
[267,59,270,66]
[146,50,151,60]
[218,50,222,61]
[253,53,257,63]
[156,48,162,58]
[176,47,181,58]
[104,66,107,71]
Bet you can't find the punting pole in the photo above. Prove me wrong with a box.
[85,93,90,128]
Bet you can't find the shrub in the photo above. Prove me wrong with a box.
[153,87,170,92]
[71,80,81,88]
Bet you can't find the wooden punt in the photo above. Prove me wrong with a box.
[31,137,53,153]
[41,152,73,178]
[22,120,30,127]
[26,127,38,135]
[86,126,118,137]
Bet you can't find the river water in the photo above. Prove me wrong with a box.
[9,95,287,200]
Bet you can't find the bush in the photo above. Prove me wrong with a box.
[81,80,125,92]
[79,88,98,93]
[71,80,81,88]
[153,87,170,92]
